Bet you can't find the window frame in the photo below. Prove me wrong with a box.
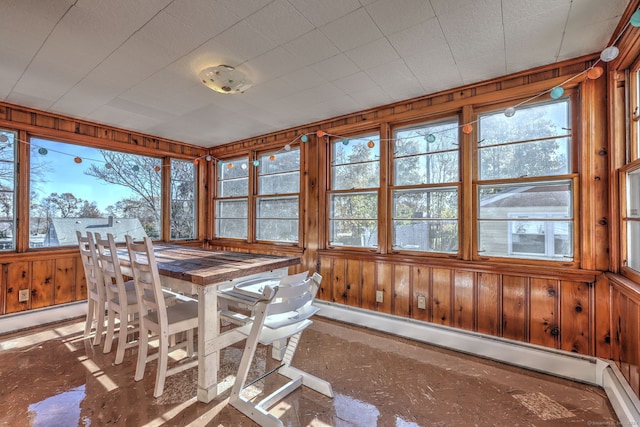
[0,129,17,252]
[254,146,301,244]
[389,116,461,256]
[325,130,382,252]
[473,95,579,266]
[169,158,197,241]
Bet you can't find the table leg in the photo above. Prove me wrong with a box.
[197,285,219,403]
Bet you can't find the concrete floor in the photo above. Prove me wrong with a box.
[0,316,618,426]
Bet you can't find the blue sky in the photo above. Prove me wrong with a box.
[30,138,136,212]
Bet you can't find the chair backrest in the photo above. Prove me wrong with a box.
[259,273,323,330]
[125,235,167,325]
[94,232,129,301]
[76,231,103,299]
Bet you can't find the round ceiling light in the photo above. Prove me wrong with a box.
[199,65,253,94]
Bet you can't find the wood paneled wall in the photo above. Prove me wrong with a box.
[316,253,610,357]
[607,274,640,400]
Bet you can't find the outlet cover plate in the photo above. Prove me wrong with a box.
[375,290,384,303]
[18,289,29,302]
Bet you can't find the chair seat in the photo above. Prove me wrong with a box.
[235,318,313,345]
[143,300,198,331]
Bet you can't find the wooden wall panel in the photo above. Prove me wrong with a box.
[54,257,76,304]
[628,302,640,398]
[432,268,451,326]
[412,265,430,322]
[345,259,361,307]
[31,260,54,309]
[393,264,411,318]
[6,262,30,313]
[529,278,559,349]
[502,275,527,341]
[477,273,500,335]
[560,281,591,354]
[317,256,332,301]
[594,276,611,358]
[376,263,392,314]
[76,257,87,300]
[361,260,376,311]
[453,270,474,331]
[0,263,4,315]
[331,258,346,304]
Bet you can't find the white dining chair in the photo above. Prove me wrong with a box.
[125,235,199,398]
[95,232,140,365]
[76,231,107,346]
[218,272,333,427]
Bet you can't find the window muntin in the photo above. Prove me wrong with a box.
[392,119,459,253]
[328,134,380,248]
[477,98,574,262]
[29,138,162,247]
[0,130,16,250]
[256,148,300,243]
[215,158,248,239]
[170,159,196,240]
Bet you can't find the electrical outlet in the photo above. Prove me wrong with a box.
[417,295,426,310]
[18,289,29,303]
[375,290,384,303]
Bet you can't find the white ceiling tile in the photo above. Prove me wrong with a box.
[215,0,272,20]
[437,0,504,65]
[333,72,379,93]
[245,0,314,45]
[404,55,462,93]
[504,6,569,71]
[310,54,361,81]
[501,0,571,22]
[560,16,622,60]
[366,59,424,100]
[206,20,278,64]
[348,88,393,109]
[388,17,446,58]
[288,0,361,27]
[243,47,307,83]
[283,30,341,66]
[163,0,240,42]
[366,0,435,35]
[320,8,383,51]
[456,58,507,85]
[346,37,399,70]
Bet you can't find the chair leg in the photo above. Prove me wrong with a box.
[103,308,116,354]
[154,334,169,398]
[135,325,148,382]
[93,302,105,346]
[114,311,128,365]
[84,299,95,338]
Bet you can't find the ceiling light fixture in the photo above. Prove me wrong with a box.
[198,65,252,94]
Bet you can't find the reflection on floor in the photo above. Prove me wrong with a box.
[0,316,618,426]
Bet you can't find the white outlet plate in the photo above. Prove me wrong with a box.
[18,289,29,302]
[417,295,426,310]
[375,290,384,303]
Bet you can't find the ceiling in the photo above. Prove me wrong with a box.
[0,0,631,148]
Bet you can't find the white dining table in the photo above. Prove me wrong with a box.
[118,243,300,403]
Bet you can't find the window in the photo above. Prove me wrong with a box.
[477,99,574,261]
[215,157,248,239]
[0,130,16,250]
[624,167,640,271]
[29,138,162,247]
[256,148,300,243]
[328,133,380,248]
[391,119,459,253]
[170,159,196,240]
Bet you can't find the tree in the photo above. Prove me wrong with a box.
[44,193,83,218]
